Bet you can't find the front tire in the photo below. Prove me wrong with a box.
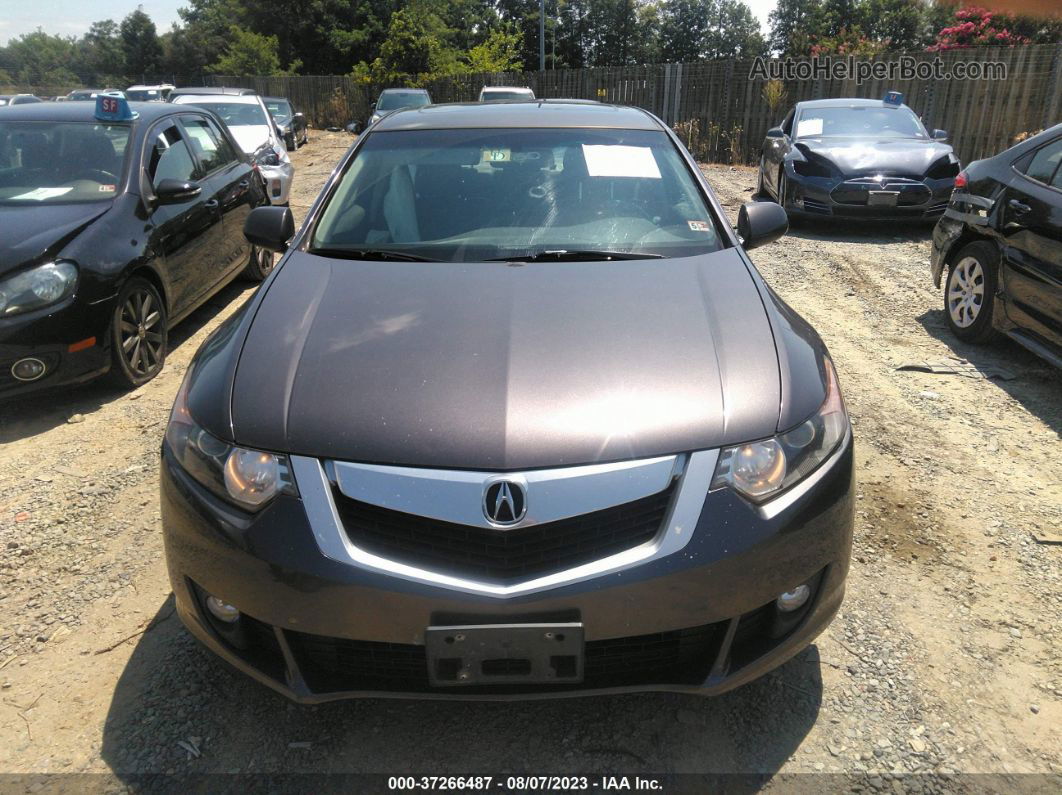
[109,277,167,389]
[945,241,998,343]
[242,246,276,282]
[776,168,788,207]
[285,133,295,151]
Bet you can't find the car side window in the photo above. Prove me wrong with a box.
[781,110,794,137]
[1021,138,1062,186]
[148,125,196,187]
[181,117,237,175]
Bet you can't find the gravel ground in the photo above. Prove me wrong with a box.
[0,135,1059,789]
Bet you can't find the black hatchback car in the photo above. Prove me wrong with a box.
[162,101,854,702]
[758,95,959,220]
[0,97,273,397]
[264,96,307,151]
[931,123,1062,367]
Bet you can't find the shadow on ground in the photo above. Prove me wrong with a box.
[917,308,1062,436]
[101,598,822,787]
[786,216,936,245]
[0,282,253,445]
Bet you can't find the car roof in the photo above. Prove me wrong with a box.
[374,100,658,131]
[796,98,909,111]
[0,101,185,123]
[170,87,257,96]
[481,86,533,92]
[263,96,291,103]
[173,94,261,105]
[379,88,429,95]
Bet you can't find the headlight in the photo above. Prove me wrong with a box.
[711,357,848,503]
[0,261,78,317]
[927,154,961,179]
[255,145,282,167]
[792,158,833,178]
[165,366,297,511]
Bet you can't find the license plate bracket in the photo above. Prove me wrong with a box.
[425,623,584,687]
[867,190,900,207]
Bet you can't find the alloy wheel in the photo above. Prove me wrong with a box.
[118,288,164,377]
[947,256,985,328]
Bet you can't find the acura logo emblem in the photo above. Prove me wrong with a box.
[483,480,526,525]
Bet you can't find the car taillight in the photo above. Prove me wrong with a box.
[954,171,967,189]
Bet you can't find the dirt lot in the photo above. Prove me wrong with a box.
[0,133,1059,787]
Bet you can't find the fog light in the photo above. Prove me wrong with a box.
[205,595,241,623]
[11,357,46,382]
[776,584,811,612]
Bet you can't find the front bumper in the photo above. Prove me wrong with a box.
[785,166,954,220]
[0,294,112,399]
[161,436,854,702]
[259,161,294,205]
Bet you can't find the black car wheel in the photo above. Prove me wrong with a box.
[109,277,167,388]
[242,246,276,282]
[755,158,767,199]
[285,133,295,151]
[945,241,998,343]
[776,169,789,207]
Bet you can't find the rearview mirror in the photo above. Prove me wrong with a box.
[244,205,295,252]
[766,126,785,139]
[933,129,948,141]
[738,202,788,250]
[155,178,201,205]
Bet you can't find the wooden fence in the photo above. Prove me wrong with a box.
[13,43,1060,166]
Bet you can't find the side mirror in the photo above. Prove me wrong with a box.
[738,202,788,250]
[766,126,786,139]
[244,205,295,252]
[294,112,304,120]
[933,129,948,141]
[155,178,202,205]
[370,102,376,112]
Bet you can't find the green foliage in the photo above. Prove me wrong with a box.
[120,8,163,78]
[659,0,765,62]
[210,26,298,75]
[467,28,525,73]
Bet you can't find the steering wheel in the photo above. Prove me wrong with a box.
[70,168,118,183]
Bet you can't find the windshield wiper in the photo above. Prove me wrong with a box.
[308,247,439,262]
[486,249,665,263]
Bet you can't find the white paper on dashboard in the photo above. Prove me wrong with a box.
[582,145,662,179]
[10,187,73,200]
[796,118,823,137]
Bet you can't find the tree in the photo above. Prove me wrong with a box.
[858,0,927,51]
[467,28,524,72]
[928,5,1030,51]
[211,26,297,75]
[659,0,764,62]
[78,20,126,84]
[120,8,163,79]
[353,1,465,85]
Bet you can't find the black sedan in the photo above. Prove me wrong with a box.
[757,96,960,220]
[264,96,307,151]
[931,123,1062,368]
[161,101,853,702]
[0,98,273,398]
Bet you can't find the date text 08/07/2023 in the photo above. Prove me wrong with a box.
[387,776,664,790]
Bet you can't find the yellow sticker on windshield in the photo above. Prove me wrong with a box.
[482,148,511,163]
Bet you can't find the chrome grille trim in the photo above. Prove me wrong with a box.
[292,451,718,597]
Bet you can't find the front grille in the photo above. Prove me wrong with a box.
[286,621,725,694]
[332,480,677,583]
[831,177,930,206]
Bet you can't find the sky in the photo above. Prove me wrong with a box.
[1,0,779,46]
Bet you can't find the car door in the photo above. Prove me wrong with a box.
[144,121,223,319]
[998,135,1062,348]
[179,114,259,294]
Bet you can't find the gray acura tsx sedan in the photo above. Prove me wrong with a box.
[161,100,854,702]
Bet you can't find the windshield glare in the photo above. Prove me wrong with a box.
[377,93,430,111]
[0,121,129,204]
[796,106,927,139]
[312,128,721,261]
[266,101,292,122]
[483,91,533,101]
[194,101,268,127]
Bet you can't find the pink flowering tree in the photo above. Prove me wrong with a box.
[928,5,1029,51]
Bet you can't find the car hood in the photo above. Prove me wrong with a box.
[795,137,953,176]
[228,248,782,470]
[0,202,110,276]
[229,125,273,154]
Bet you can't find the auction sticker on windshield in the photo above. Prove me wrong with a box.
[582,144,661,178]
[482,148,511,163]
[11,187,74,201]
[797,117,823,137]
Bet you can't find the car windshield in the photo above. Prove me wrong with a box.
[266,100,292,123]
[0,121,130,204]
[193,101,267,127]
[377,92,430,111]
[482,90,533,101]
[796,106,927,139]
[126,89,162,102]
[311,127,722,262]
